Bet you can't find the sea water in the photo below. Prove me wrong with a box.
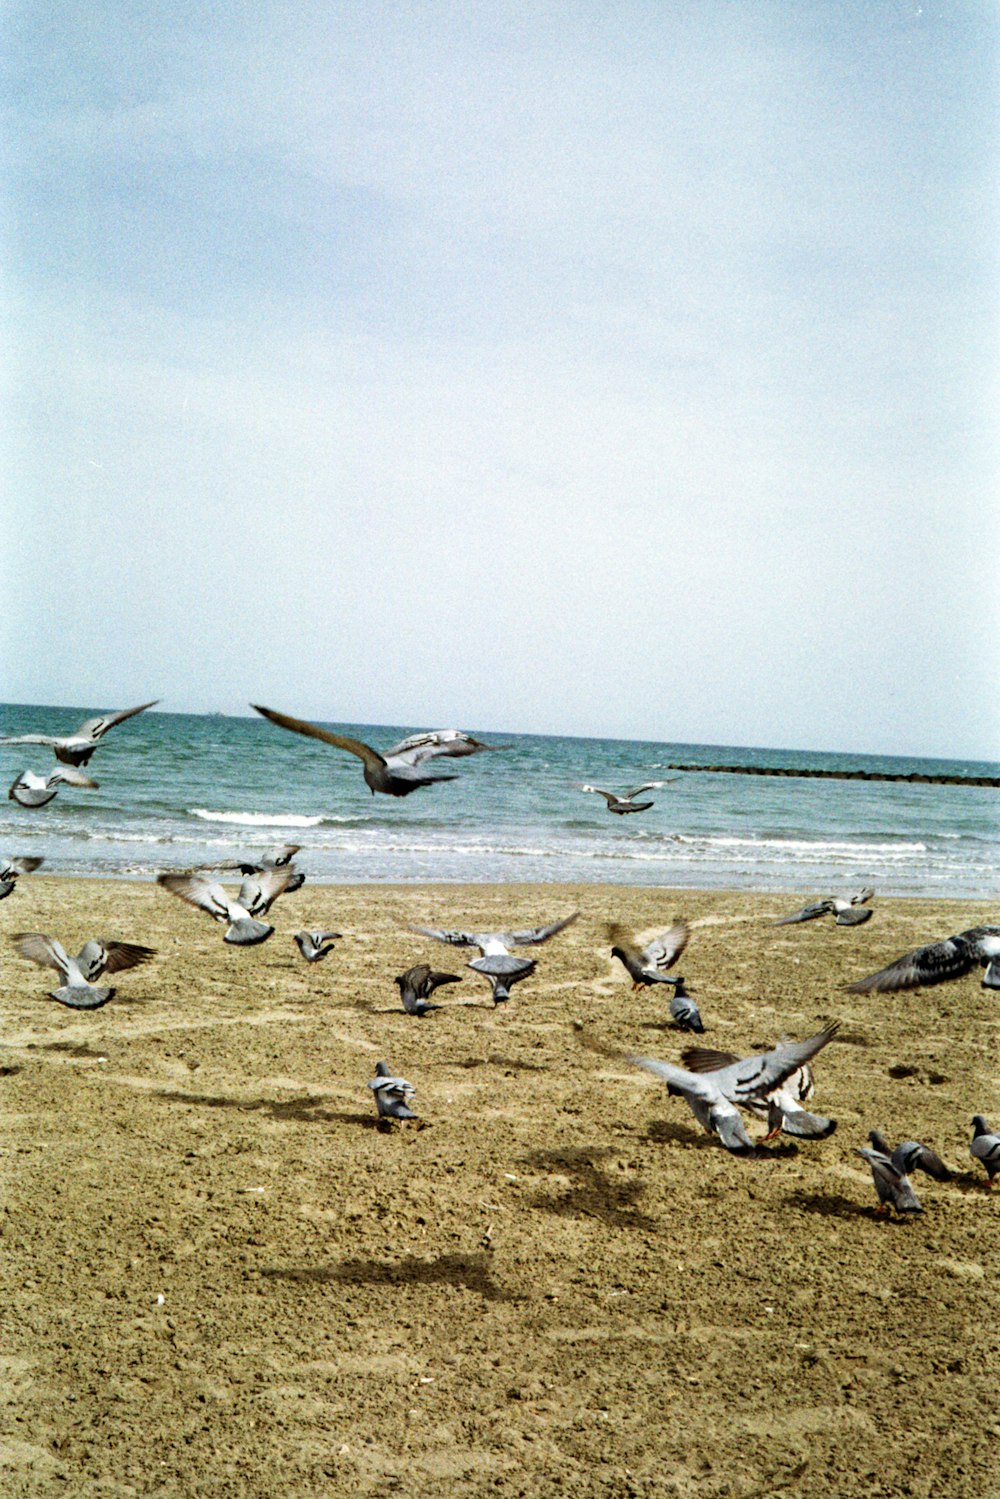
[0,704,996,898]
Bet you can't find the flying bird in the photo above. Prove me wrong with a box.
[970,1116,1000,1186]
[368,1061,418,1120]
[9,766,98,808]
[846,925,1000,993]
[628,1056,756,1154]
[680,1025,840,1141]
[251,705,505,797]
[408,913,579,1004]
[394,963,462,1016]
[867,1129,950,1182]
[0,856,43,898]
[607,921,689,991]
[773,888,875,927]
[576,781,675,814]
[0,700,159,766]
[12,932,156,1008]
[157,870,292,945]
[856,1144,923,1215]
[294,929,341,962]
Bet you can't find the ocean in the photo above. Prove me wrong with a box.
[0,703,997,898]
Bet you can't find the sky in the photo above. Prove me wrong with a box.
[2,1,997,759]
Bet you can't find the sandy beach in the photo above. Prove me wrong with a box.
[2,876,998,1498]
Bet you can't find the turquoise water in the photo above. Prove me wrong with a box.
[0,703,997,897]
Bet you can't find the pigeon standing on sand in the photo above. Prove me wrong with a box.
[608,922,690,992]
[867,1129,951,1182]
[394,963,461,1016]
[408,913,579,1004]
[157,870,292,945]
[680,1025,840,1141]
[9,766,99,808]
[12,932,156,1008]
[846,925,1000,993]
[251,705,506,798]
[668,978,705,1034]
[368,1061,418,1120]
[856,1144,923,1214]
[0,856,44,898]
[0,700,159,766]
[970,1116,1000,1186]
[576,781,676,815]
[294,930,341,962]
[773,888,875,926]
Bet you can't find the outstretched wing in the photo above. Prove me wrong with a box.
[846,936,974,993]
[773,901,833,926]
[499,913,579,947]
[576,785,616,804]
[73,700,160,741]
[237,865,295,915]
[641,923,689,971]
[157,873,230,919]
[623,781,674,798]
[383,729,507,765]
[407,923,479,949]
[12,932,71,978]
[251,705,385,770]
[76,940,157,980]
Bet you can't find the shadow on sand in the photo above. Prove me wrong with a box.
[260,1251,512,1301]
[520,1145,658,1230]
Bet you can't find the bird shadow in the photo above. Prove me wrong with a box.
[787,1188,873,1221]
[646,1119,719,1149]
[26,1041,110,1060]
[519,1145,658,1230]
[456,1054,548,1074]
[260,1251,512,1302]
[154,1088,343,1124]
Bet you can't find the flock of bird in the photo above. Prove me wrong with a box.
[2,699,999,1209]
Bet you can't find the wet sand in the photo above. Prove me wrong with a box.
[2,878,998,1497]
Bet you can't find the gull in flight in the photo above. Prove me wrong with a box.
[680,1025,840,1141]
[773,888,875,927]
[846,925,1000,993]
[294,929,341,962]
[970,1116,1000,1186]
[0,855,44,899]
[12,932,156,1008]
[576,781,675,815]
[9,766,98,808]
[630,1025,839,1154]
[607,922,689,991]
[0,700,159,766]
[394,963,462,1016]
[408,913,579,1004]
[251,705,506,797]
[157,866,297,945]
[856,1143,923,1215]
[866,1129,950,1182]
[368,1061,418,1121]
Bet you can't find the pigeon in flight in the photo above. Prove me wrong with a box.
[773,888,875,927]
[856,1144,923,1214]
[157,869,293,945]
[251,705,505,797]
[668,978,705,1034]
[680,1025,840,1141]
[607,922,690,991]
[628,1056,756,1154]
[0,700,159,766]
[970,1116,1000,1186]
[12,932,156,1008]
[368,1061,418,1120]
[294,929,341,962]
[189,845,306,892]
[867,1129,950,1182]
[0,856,43,899]
[394,963,462,1016]
[9,766,99,808]
[576,781,675,815]
[408,913,578,1004]
[846,925,1000,993]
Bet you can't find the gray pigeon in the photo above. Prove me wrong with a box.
[13,932,156,1008]
[0,856,43,897]
[608,922,690,991]
[668,978,705,1034]
[294,929,341,962]
[9,766,98,808]
[628,1056,756,1154]
[394,963,461,1016]
[0,700,159,766]
[368,1061,418,1120]
[856,1145,923,1214]
[408,913,579,1004]
[252,705,505,797]
[157,871,279,945]
[577,781,676,814]
[867,1129,950,1182]
[680,1025,840,1141]
[234,865,297,918]
[970,1116,1000,1185]
[774,887,875,926]
[847,925,1000,992]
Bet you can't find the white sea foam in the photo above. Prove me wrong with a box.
[188,809,327,828]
